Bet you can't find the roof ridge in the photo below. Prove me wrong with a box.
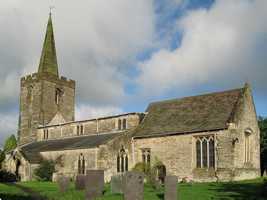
[148,87,243,108]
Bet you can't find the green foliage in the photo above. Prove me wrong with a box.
[132,162,150,174]
[34,160,55,181]
[259,116,267,174]
[3,135,17,152]
[0,170,17,182]
[0,150,5,169]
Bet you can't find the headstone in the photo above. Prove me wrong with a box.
[57,176,70,193]
[164,176,178,200]
[263,170,267,177]
[111,174,123,194]
[75,174,86,190]
[84,170,104,200]
[123,171,144,200]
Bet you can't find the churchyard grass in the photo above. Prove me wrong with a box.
[0,183,31,200]
[0,178,266,200]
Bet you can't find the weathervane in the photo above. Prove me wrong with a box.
[49,6,55,15]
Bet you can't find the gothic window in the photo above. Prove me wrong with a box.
[142,148,151,168]
[196,136,215,168]
[117,147,128,173]
[78,154,85,174]
[118,119,121,130]
[244,128,252,163]
[123,119,127,129]
[196,140,201,168]
[28,118,32,128]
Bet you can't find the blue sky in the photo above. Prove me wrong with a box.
[0,0,266,147]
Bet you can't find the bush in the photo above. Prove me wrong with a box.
[0,170,17,182]
[34,160,55,181]
[0,150,5,169]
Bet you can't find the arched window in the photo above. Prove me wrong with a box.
[141,148,151,170]
[78,154,85,174]
[77,124,84,135]
[196,136,215,168]
[196,140,201,168]
[117,147,128,173]
[55,88,63,105]
[43,129,49,140]
[118,119,122,130]
[123,119,127,129]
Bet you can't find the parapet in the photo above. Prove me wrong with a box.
[20,72,75,88]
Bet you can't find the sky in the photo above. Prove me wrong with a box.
[0,0,266,148]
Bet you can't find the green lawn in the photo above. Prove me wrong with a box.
[0,178,266,200]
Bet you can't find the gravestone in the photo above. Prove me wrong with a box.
[111,174,123,194]
[123,171,144,200]
[57,176,70,193]
[75,174,86,190]
[263,170,267,177]
[84,170,104,200]
[164,176,178,200]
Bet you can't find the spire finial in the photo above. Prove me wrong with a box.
[49,6,55,16]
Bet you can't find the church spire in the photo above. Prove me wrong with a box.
[38,13,59,76]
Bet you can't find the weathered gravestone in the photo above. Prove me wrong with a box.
[75,174,86,190]
[85,170,104,200]
[57,176,70,193]
[164,176,178,200]
[123,171,144,200]
[111,174,123,194]
[263,170,267,177]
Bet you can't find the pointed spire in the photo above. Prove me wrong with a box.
[38,13,59,76]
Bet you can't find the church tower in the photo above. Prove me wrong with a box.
[18,14,75,145]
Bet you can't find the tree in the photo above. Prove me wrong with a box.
[0,150,5,169]
[259,116,267,175]
[3,135,17,152]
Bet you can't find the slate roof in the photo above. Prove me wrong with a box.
[38,13,59,76]
[20,132,121,163]
[134,88,244,138]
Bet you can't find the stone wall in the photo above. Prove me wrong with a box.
[41,148,97,180]
[19,72,75,145]
[36,113,142,141]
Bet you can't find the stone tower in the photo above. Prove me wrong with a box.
[18,14,75,145]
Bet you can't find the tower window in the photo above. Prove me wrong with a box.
[117,146,128,173]
[55,88,63,105]
[196,136,215,168]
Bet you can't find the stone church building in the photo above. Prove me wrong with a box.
[4,15,260,182]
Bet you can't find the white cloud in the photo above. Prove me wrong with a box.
[0,0,156,107]
[137,0,267,95]
[76,105,123,121]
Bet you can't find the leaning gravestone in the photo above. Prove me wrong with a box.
[57,176,70,193]
[123,171,144,200]
[111,174,123,194]
[164,176,178,200]
[75,174,86,190]
[84,170,104,200]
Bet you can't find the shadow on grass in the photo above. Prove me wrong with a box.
[210,179,267,200]
[3,183,48,200]
[0,194,35,200]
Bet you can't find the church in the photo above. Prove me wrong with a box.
[4,14,261,182]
